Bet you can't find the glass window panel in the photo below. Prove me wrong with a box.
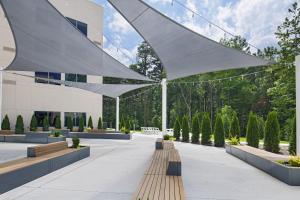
[34,111,48,127]
[66,17,76,27]
[49,72,61,85]
[48,112,60,127]
[35,72,48,84]
[76,74,87,83]
[65,73,77,82]
[77,21,88,36]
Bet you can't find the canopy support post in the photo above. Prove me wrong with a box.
[162,78,167,134]
[296,55,300,155]
[0,70,2,129]
[116,97,120,132]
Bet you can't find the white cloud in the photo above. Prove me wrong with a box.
[108,12,134,35]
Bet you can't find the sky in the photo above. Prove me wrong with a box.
[92,0,295,66]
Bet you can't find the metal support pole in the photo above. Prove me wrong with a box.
[116,97,120,132]
[296,55,300,155]
[162,78,167,134]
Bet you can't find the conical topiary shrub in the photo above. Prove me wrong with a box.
[88,116,93,129]
[43,116,50,131]
[214,113,225,147]
[222,115,230,139]
[191,114,200,143]
[125,118,131,134]
[173,116,181,141]
[30,114,38,131]
[230,112,240,139]
[181,115,190,142]
[78,116,85,132]
[246,112,259,148]
[55,116,61,129]
[98,117,103,130]
[264,111,280,153]
[66,116,73,132]
[257,116,265,139]
[15,115,24,134]
[201,113,212,145]
[289,116,296,155]
[1,114,10,130]
[120,116,125,129]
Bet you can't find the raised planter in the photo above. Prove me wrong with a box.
[1,133,65,144]
[25,132,51,143]
[51,129,70,137]
[69,132,131,140]
[47,136,66,143]
[226,144,300,186]
[0,146,90,194]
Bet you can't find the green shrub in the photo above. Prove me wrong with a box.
[54,131,60,137]
[78,116,85,132]
[163,134,170,140]
[181,115,189,142]
[173,117,181,141]
[222,115,230,139]
[229,137,240,145]
[43,116,50,131]
[201,113,212,145]
[97,117,103,130]
[1,114,10,130]
[191,114,200,143]
[246,112,259,148]
[125,118,131,134]
[230,112,240,139]
[72,137,80,148]
[30,114,38,131]
[66,116,73,132]
[288,156,300,167]
[87,116,93,129]
[120,116,125,129]
[214,113,225,147]
[264,111,280,153]
[289,116,296,155]
[55,116,61,129]
[257,116,265,139]
[15,115,24,134]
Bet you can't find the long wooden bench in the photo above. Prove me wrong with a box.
[133,140,185,200]
[27,141,68,157]
[167,149,181,176]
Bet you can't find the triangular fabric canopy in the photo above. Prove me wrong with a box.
[108,0,273,80]
[0,0,151,82]
[9,72,154,98]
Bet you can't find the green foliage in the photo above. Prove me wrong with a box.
[30,115,38,131]
[229,137,240,145]
[222,115,231,139]
[201,113,212,145]
[15,115,24,134]
[257,116,265,139]
[72,137,80,148]
[88,116,93,129]
[55,116,61,129]
[230,112,240,139]
[97,117,103,130]
[163,134,170,140]
[43,116,49,131]
[246,112,259,148]
[152,115,161,129]
[54,131,60,137]
[220,36,251,53]
[289,116,296,155]
[120,116,125,130]
[264,111,280,153]
[78,116,85,132]
[214,114,225,147]
[191,114,200,143]
[1,114,10,130]
[173,117,181,141]
[288,156,300,167]
[181,115,189,142]
[66,116,73,132]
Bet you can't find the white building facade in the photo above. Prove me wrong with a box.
[0,0,104,130]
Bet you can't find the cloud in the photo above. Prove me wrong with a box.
[108,11,134,35]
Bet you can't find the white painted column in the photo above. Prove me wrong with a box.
[296,55,300,155]
[116,97,120,132]
[162,78,167,134]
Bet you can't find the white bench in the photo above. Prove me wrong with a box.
[141,127,160,134]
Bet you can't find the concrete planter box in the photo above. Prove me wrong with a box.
[25,132,51,143]
[1,133,65,144]
[0,136,5,142]
[51,129,70,137]
[0,146,90,194]
[47,136,66,143]
[226,144,300,186]
[4,135,26,143]
[69,132,132,140]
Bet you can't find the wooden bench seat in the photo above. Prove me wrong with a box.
[163,140,174,150]
[27,141,68,157]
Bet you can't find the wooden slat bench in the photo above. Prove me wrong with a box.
[27,141,68,157]
[167,149,181,176]
[133,140,185,200]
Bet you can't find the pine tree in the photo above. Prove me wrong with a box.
[98,117,103,130]
[264,111,280,153]
[191,114,200,143]
[55,116,61,129]
[230,112,240,139]
[78,116,85,132]
[257,116,265,139]
[289,116,296,155]
[181,115,190,142]
[214,113,225,147]
[15,115,24,134]
[30,114,38,131]
[246,112,259,148]
[201,113,212,145]
[88,116,93,129]
[222,115,231,139]
[1,114,10,130]
[66,116,73,132]
[43,116,50,131]
[173,117,181,141]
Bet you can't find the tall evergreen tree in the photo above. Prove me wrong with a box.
[264,111,280,153]
[201,113,212,145]
[30,114,38,131]
[214,114,225,147]
[43,116,50,131]
[223,115,231,139]
[98,117,103,130]
[191,114,200,143]
[289,116,296,155]
[1,114,10,130]
[15,115,24,134]
[66,116,73,132]
[230,112,240,139]
[55,116,61,129]
[181,115,190,142]
[257,116,265,139]
[173,116,181,141]
[88,116,93,129]
[246,112,259,148]
[78,116,85,132]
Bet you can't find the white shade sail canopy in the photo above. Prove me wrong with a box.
[0,0,152,82]
[108,0,273,80]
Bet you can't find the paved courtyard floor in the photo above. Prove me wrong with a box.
[0,143,36,164]
[0,134,300,200]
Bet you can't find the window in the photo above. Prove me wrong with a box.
[65,73,87,83]
[35,72,61,85]
[64,112,86,127]
[34,111,60,127]
[66,17,88,36]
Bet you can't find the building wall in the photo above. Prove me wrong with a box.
[0,0,104,130]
